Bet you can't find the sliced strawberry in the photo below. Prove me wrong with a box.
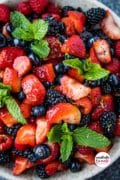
[22,74,46,106]
[114,118,120,136]
[68,68,85,83]
[68,11,86,33]
[59,76,91,100]
[46,103,81,125]
[90,87,102,107]
[20,103,31,118]
[93,39,111,64]
[61,35,86,58]
[3,68,21,93]
[62,17,76,36]
[45,161,60,176]
[105,58,120,74]
[15,124,36,150]
[101,11,120,40]
[33,64,55,83]
[36,117,50,145]
[76,97,92,115]
[45,2,61,15]
[76,145,94,155]
[13,56,32,77]
[0,109,18,127]
[75,151,95,164]
[88,121,103,134]
[89,47,101,64]
[0,47,25,70]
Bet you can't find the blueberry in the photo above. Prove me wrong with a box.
[68,124,77,131]
[28,52,41,66]
[43,82,54,89]
[31,105,46,117]
[86,37,98,49]
[108,74,120,87]
[58,35,66,43]
[33,144,51,160]
[0,33,7,47]
[55,63,68,74]
[6,23,13,34]
[69,159,82,173]
[55,74,63,84]
[17,91,26,101]
[13,38,25,47]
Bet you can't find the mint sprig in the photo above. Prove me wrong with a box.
[63,58,109,81]
[10,11,50,58]
[48,123,111,162]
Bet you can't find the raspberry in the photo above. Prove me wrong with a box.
[29,0,48,14]
[17,2,32,15]
[115,41,120,57]
[0,4,10,23]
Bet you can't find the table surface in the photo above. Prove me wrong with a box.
[0,1,120,180]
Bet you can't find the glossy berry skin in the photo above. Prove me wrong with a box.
[17,91,26,102]
[108,74,120,87]
[13,39,26,48]
[54,63,68,74]
[69,159,82,173]
[68,124,77,131]
[31,105,46,117]
[33,144,51,160]
[28,52,41,66]
[0,33,7,47]
[43,82,54,89]
[6,23,13,34]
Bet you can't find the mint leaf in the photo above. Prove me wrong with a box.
[73,127,111,148]
[32,20,48,40]
[48,124,63,143]
[60,135,73,162]
[0,89,10,97]
[31,40,50,58]
[0,83,11,90]
[62,123,71,133]
[12,27,33,41]
[63,58,83,74]
[4,96,27,124]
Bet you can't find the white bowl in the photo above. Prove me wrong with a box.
[0,0,120,179]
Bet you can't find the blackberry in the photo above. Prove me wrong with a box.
[80,31,93,43]
[5,124,21,137]
[36,165,48,178]
[86,8,106,26]
[80,114,91,126]
[100,112,117,134]
[114,96,120,117]
[101,83,112,94]
[45,89,71,107]
[62,6,75,16]
[0,151,11,164]
[23,149,37,162]
[12,148,24,156]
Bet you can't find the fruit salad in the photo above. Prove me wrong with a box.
[0,0,120,178]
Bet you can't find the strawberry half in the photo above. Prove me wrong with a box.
[62,17,76,36]
[89,47,101,64]
[76,97,92,115]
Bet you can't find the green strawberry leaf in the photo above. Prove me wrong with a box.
[48,124,63,143]
[31,40,50,58]
[60,135,73,162]
[4,96,27,124]
[73,126,111,148]
[32,19,48,40]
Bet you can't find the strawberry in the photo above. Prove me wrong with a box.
[45,161,60,176]
[59,76,91,101]
[0,109,18,127]
[114,118,120,136]
[20,103,31,119]
[3,68,21,93]
[45,2,61,15]
[93,39,111,64]
[105,58,120,74]
[88,121,103,134]
[90,87,102,107]
[115,41,120,57]
[0,47,25,70]
[33,64,55,83]
[22,75,46,106]
[76,145,94,155]
[0,134,12,151]
[17,1,32,15]
[75,151,95,164]
[46,103,81,125]
[29,0,48,14]
[101,11,120,40]
[42,13,60,21]
[0,4,10,23]
[62,17,76,36]
[92,95,114,121]
[68,68,85,83]
[68,11,86,33]
[13,56,32,77]
[15,124,36,150]
[76,97,92,115]
[36,117,50,145]
[61,35,86,58]
[89,47,101,64]
[44,36,63,61]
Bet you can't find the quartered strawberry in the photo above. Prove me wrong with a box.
[22,75,46,106]
[105,58,120,74]
[68,68,85,83]
[33,64,55,83]
[0,109,18,127]
[61,35,86,58]
[46,103,81,125]
[44,36,63,61]
[101,11,120,40]
[59,76,91,101]
[0,47,25,70]
[45,2,61,15]
[75,151,95,164]
[45,161,60,176]
[3,68,21,93]
[114,118,120,136]
[68,11,86,33]
[88,121,103,134]
[93,39,111,64]
[92,95,114,121]
[15,124,36,150]
[13,56,32,77]
[90,87,102,107]
[76,97,92,115]
[89,47,101,64]
[20,103,31,119]
[62,17,76,36]
[36,117,50,145]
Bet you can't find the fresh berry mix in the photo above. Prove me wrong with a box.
[0,0,120,178]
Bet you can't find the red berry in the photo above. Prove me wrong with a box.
[90,87,102,107]
[105,58,120,74]
[29,0,48,14]
[45,2,61,15]
[0,4,10,23]
[0,134,12,151]
[76,145,94,155]
[88,121,103,134]
[76,97,92,115]
[115,41,120,57]
[17,2,32,15]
